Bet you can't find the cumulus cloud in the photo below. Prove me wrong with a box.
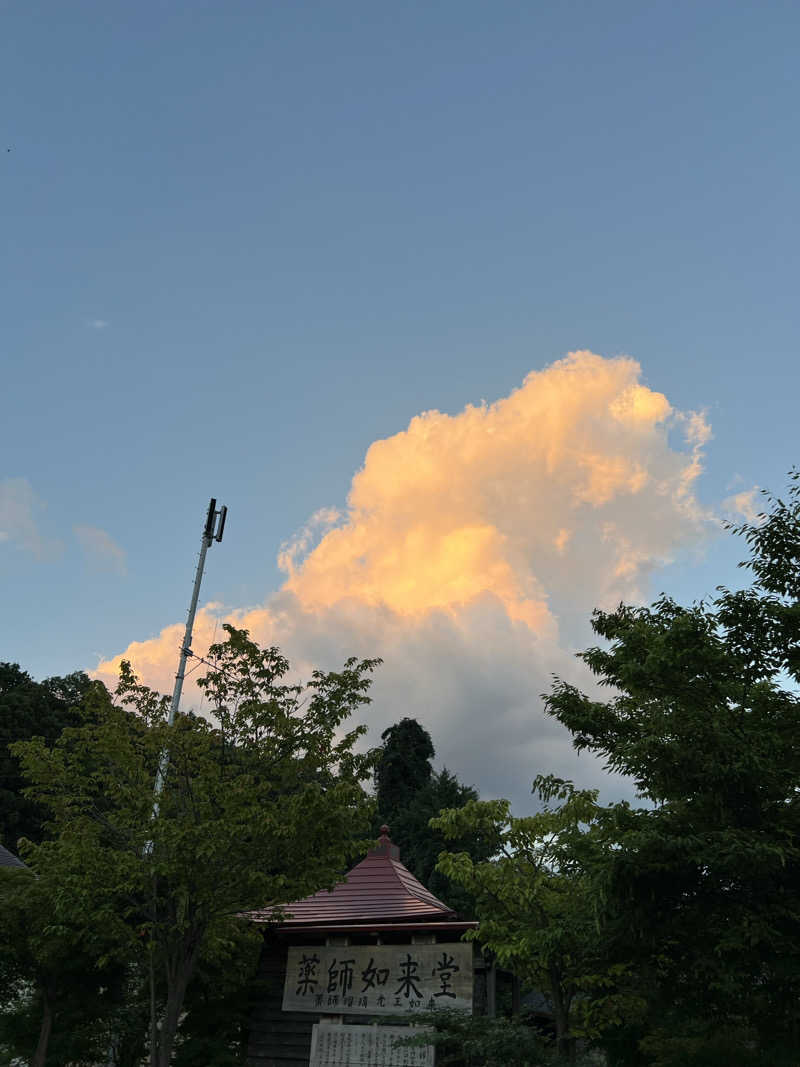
[74,524,127,575]
[95,352,713,810]
[0,478,60,559]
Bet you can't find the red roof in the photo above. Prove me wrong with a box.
[250,827,458,928]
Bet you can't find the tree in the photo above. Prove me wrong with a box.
[0,677,143,1067]
[172,920,264,1067]
[433,776,617,1061]
[396,1007,554,1066]
[0,663,93,849]
[12,625,379,1067]
[373,718,494,912]
[375,717,435,816]
[0,842,130,1067]
[543,474,800,1058]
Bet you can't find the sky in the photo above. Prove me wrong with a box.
[2,1,799,812]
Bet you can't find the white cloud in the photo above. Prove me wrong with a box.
[74,525,127,575]
[0,478,60,559]
[95,352,714,811]
[722,487,761,525]
[87,319,109,330]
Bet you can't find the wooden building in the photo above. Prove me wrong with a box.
[246,826,488,1067]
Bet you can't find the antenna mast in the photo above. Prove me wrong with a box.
[152,497,227,804]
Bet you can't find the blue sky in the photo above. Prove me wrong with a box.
[2,1,798,802]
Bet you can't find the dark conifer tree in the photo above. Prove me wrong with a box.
[373,717,494,912]
[0,664,94,849]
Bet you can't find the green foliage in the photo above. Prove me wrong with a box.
[395,1009,607,1066]
[0,845,130,1066]
[543,473,800,1057]
[433,777,616,1058]
[0,662,93,849]
[373,718,495,913]
[173,922,264,1067]
[10,625,380,1067]
[637,1024,798,1067]
[395,1008,553,1066]
[375,717,435,816]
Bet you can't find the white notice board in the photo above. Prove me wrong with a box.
[309,1023,434,1066]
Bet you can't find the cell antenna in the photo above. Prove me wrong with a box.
[204,498,217,540]
[215,506,227,543]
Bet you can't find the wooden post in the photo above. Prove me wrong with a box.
[486,955,496,1018]
[323,935,349,1025]
[511,973,521,1017]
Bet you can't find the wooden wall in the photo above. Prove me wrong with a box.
[247,939,315,1067]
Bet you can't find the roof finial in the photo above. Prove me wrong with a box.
[373,824,399,858]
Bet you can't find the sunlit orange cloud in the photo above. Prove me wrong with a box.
[94,352,712,803]
[278,350,706,624]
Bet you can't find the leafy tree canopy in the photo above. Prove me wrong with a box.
[543,474,800,1057]
[11,625,380,1067]
[433,776,623,1061]
[0,843,131,1067]
[0,663,94,849]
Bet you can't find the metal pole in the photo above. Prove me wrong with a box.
[151,498,226,814]
[169,527,211,728]
[136,498,226,1065]
[151,531,210,802]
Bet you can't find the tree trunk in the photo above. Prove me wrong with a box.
[552,994,576,1063]
[150,945,158,1067]
[548,965,575,1063]
[157,941,200,1067]
[31,988,53,1067]
[556,1032,577,1062]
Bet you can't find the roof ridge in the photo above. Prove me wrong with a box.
[389,857,452,912]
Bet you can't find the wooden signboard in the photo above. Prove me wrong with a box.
[309,1022,434,1066]
[283,943,472,1017]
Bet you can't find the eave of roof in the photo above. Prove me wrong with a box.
[268,920,479,935]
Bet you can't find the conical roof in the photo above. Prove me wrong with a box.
[251,826,456,928]
[0,843,26,869]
